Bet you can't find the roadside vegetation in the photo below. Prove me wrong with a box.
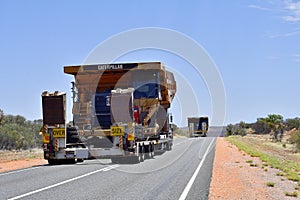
[226,114,300,197]
[0,109,42,151]
[227,136,300,182]
[226,114,300,152]
[172,123,188,137]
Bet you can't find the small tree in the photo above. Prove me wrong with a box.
[172,123,179,132]
[251,118,270,134]
[285,117,300,131]
[264,114,284,141]
[226,124,234,136]
[289,130,300,151]
[0,109,4,125]
[226,123,246,136]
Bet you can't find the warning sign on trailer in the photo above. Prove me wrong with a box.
[52,128,65,138]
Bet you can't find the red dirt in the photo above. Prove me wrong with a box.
[209,138,298,200]
[0,158,47,173]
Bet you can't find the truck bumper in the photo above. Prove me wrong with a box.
[88,147,124,158]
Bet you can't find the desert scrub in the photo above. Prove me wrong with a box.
[284,191,298,197]
[276,172,285,176]
[266,182,275,187]
[227,136,300,183]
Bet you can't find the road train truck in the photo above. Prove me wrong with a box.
[187,117,209,137]
[41,62,176,164]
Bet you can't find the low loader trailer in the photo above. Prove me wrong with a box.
[41,62,176,164]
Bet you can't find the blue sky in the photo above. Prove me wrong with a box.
[1,0,300,126]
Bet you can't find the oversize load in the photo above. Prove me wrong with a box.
[110,126,125,136]
[52,128,66,138]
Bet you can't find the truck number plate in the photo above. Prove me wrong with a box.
[52,128,65,138]
[66,154,74,158]
[110,126,124,136]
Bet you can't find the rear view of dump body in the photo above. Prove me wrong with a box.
[41,92,88,164]
[188,117,209,137]
[64,62,176,162]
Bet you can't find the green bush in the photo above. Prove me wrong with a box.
[226,123,246,137]
[266,182,275,187]
[289,130,300,151]
[0,110,42,150]
[285,191,298,197]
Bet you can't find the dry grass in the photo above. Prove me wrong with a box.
[227,135,300,182]
[0,149,43,162]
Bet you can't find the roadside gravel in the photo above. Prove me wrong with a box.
[209,138,299,200]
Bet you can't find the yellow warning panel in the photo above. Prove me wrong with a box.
[128,133,134,141]
[110,126,124,136]
[53,128,65,138]
[43,133,50,143]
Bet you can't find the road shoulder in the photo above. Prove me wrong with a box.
[209,138,297,200]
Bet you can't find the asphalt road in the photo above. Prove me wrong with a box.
[0,128,224,200]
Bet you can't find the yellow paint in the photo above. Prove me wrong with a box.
[128,133,134,141]
[53,128,65,138]
[110,126,125,136]
[43,133,50,143]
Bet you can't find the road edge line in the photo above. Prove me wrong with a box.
[0,166,42,177]
[8,164,119,200]
[178,138,216,200]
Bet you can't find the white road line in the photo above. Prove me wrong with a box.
[174,139,190,147]
[8,164,119,200]
[178,138,215,200]
[0,166,42,177]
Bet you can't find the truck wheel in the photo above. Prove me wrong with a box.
[165,143,169,151]
[145,145,151,159]
[66,126,80,143]
[67,126,78,132]
[77,158,84,163]
[166,142,172,151]
[138,146,145,163]
[149,143,154,159]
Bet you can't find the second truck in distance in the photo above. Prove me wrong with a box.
[187,117,209,137]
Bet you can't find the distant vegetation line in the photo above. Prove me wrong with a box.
[226,114,300,151]
[0,109,42,150]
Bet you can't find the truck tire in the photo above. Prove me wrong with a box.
[166,142,172,151]
[67,126,78,132]
[145,145,150,159]
[137,145,145,163]
[66,126,81,143]
[148,143,154,159]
